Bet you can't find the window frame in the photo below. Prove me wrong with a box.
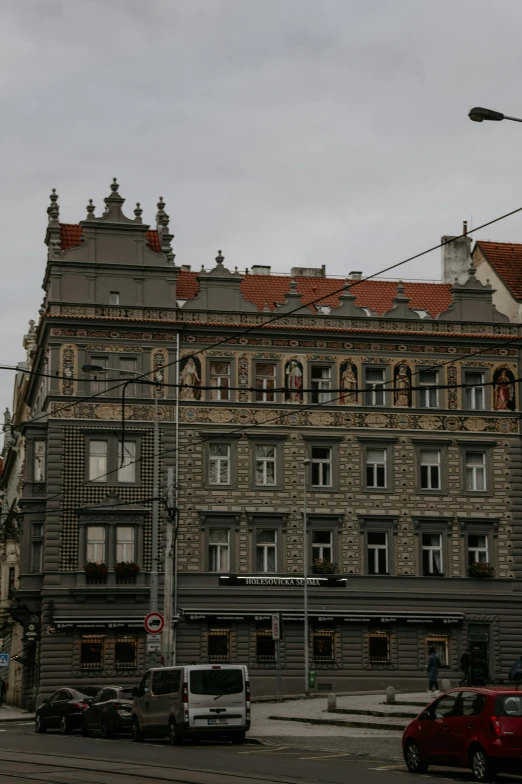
[114,636,138,669]
[464,450,487,493]
[412,440,450,494]
[255,528,278,573]
[419,449,441,491]
[368,631,391,665]
[364,365,387,407]
[117,440,137,484]
[208,527,231,573]
[358,439,396,493]
[34,440,46,482]
[417,368,439,409]
[312,630,335,662]
[309,362,334,405]
[86,525,107,564]
[80,635,105,671]
[253,361,279,404]
[360,517,396,576]
[116,526,136,563]
[203,436,239,490]
[208,629,230,662]
[84,433,143,487]
[463,369,488,411]
[207,357,234,402]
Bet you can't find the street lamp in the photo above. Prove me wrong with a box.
[468,106,522,123]
[302,458,311,696]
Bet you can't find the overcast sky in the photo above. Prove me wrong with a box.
[2,0,522,411]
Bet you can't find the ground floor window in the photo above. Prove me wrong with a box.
[313,631,335,662]
[115,637,137,668]
[256,631,275,662]
[80,635,104,670]
[426,635,449,667]
[208,630,230,662]
[369,632,390,664]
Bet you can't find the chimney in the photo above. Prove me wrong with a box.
[251,265,271,275]
[349,271,362,280]
[441,224,472,285]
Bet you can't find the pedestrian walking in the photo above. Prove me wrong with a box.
[426,647,441,693]
[459,648,471,686]
[509,655,522,689]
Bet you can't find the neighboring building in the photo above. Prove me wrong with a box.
[473,240,522,323]
[13,181,522,700]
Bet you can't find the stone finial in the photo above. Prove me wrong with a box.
[134,202,143,221]
[396,281,405,296]
[102,176,125,220]
[467,265,477,278]
[110,177,119,194]
[215,250,224,266]
[3,408,11,429]
[86,199,95,220]
[156,197,166,228]
[47,188,59,226]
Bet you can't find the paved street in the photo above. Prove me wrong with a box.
[0,720,520,784]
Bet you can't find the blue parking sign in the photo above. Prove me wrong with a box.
[0,653,9,667]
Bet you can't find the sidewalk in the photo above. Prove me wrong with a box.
[0,705,35,722]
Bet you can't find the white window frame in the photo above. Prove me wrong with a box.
[87,526,106,563]
[311,365,332,404]
[117,441,136,483]
[464,371,485,411]
[209,444,231,485]
[208,528,230,573]
[465,451,486,491]
[109,292,120,305]
[255,529,277,573]
[255,363,276,403]
[366,448,387,489]
[420,450,441,490]
[311,446,332,487]
[422,533,443,576]
[34,440,46,482]
[311,530,333,563]
[468,533,489,565]
[418,369,439,408]
[365,367,386,407]
[116,527,135,563]
[255,444,276,486]
[89,440,108,483]
[209,361,231,401]
[368,531,388,575]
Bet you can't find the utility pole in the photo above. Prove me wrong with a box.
[303,459,310,696]
[150,384,159,612]
[162,467,176,664]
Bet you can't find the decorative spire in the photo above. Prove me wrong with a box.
[215,250,224,266]
[134,202,143,222]
[155,197,175,262]
[86,199,95,220]
[3,408,11,429]
[396,281,405,296]
[102,177,125,220]
[156,197,166,228]
[110,177,119,194]
[47,188,59,226]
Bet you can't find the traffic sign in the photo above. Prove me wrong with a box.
[0,654,9,667]
[146,633,161,652]
[272,613,281,641]
[144,612,164,635]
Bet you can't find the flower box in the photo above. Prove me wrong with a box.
[468,561,494,579]
[115,561,140,584]
[311,558,336,575]
[85,561,108,585]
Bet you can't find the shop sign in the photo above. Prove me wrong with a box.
[219,576,347,587]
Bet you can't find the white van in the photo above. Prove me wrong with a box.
[131,664,250,745]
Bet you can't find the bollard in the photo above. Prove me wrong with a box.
[327,693,337,712]
[441,678,451,693]
[385,686,396,704]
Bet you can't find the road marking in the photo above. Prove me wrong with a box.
[238,745,288,754]
[369,765,406,770]
[298,752,351,759]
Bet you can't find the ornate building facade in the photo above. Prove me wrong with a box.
[13,181,522,701]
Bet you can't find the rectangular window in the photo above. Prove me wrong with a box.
[366,448,386,488]
[468,534,488,565]
[116,527,135,563]
[426,635,449,668]
[87,526,106,564]
[420,450,441,490]
[256,631,276,662]
[89,440,108,483]
[256,529,277,572]
[208,630,229,662]
[32,541,43,574]
[8,566,15,600]
[465,451,486,491]
[209,444,230,485]
[422,533,443,576]
[152,669,181,695]
[312,530,333,564]
[369,632,390,664]
[419,370,439,408]
[465,371,485,410]
[311,366,332,404]
[208,528,230,572]
[255,364,276,403]
[115,637,137,668]
[80,636,104,670]
[255,444,276,486]
[119,357,137,396]
[118,441,136,483]
[34,441,46,482]
[313,631,334,662]
[109,292,120,305]
[365,368,386,406]
[311,446,332,487]
[209,361,231,401]
[368,532,388,575]
[90,357,108,395]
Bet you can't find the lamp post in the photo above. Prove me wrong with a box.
[468,106,522,124]
[302,458,311,696]
[82,365,160,613]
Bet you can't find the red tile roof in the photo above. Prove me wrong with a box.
[59,224,162,254]
[176,271,452,317]
[475,240,522,300]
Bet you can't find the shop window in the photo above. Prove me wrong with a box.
[255,363,276,403]
[311,446,332,487]
[464,371,485,410]
[115,637,137,669]
[368,532,388,575]
[426,635,449,668]
[89,440,108,483]
[420,450,441,490]
[422,533,443,576]
[256,529,277,572]
[117,441,137,483]
[80,636,104,670]
[418,369,439,408]
[256,631,275,662]
[209,361,231,401]
[369,632,390,664]
[310,366,332,404]
[208,528,230,572]
[208,630,229,662]
[313,631,334,662]
[34,441,46,482]
[209,444,231,485]
[255,444,276,486]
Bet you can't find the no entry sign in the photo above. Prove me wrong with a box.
[144,612,165,635]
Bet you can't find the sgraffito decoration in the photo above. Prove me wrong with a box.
[179,355,201,400]
[340,360,358,404]
[152,348,167,398]
[393,362,412,407]
[284,358,303,403]
[447,365,458,409]
[61,344,77,396]
[493,366,516,411]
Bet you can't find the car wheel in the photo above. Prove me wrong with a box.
[60,716,72,735]
[470,746,497,782]
[132,717,145,743]
[404,740,428,774]
[34,715,46,734]
[168,719,182,746]
[101,718,113,740]
[231,731,246,745]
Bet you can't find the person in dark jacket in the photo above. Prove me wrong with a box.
[459,649,471,686]
[509,656,522,689]
[427,647,441,693]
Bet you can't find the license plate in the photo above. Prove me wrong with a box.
[208,718,228,725]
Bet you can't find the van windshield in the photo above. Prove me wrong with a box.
[494,694,522,716]
[190,669,243,696]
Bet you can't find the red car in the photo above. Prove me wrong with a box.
[403,687,522,781]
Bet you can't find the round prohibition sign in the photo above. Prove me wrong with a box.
[144,611,165,635]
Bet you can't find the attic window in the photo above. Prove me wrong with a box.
[413,309,429,319]
[109,292,120,305]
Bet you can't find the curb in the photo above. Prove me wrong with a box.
[0,715,35,723]
[268,715,405,733]
[329,707,416,719]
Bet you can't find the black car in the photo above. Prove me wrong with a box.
[81,686,134,738]
[35,688,93,734]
